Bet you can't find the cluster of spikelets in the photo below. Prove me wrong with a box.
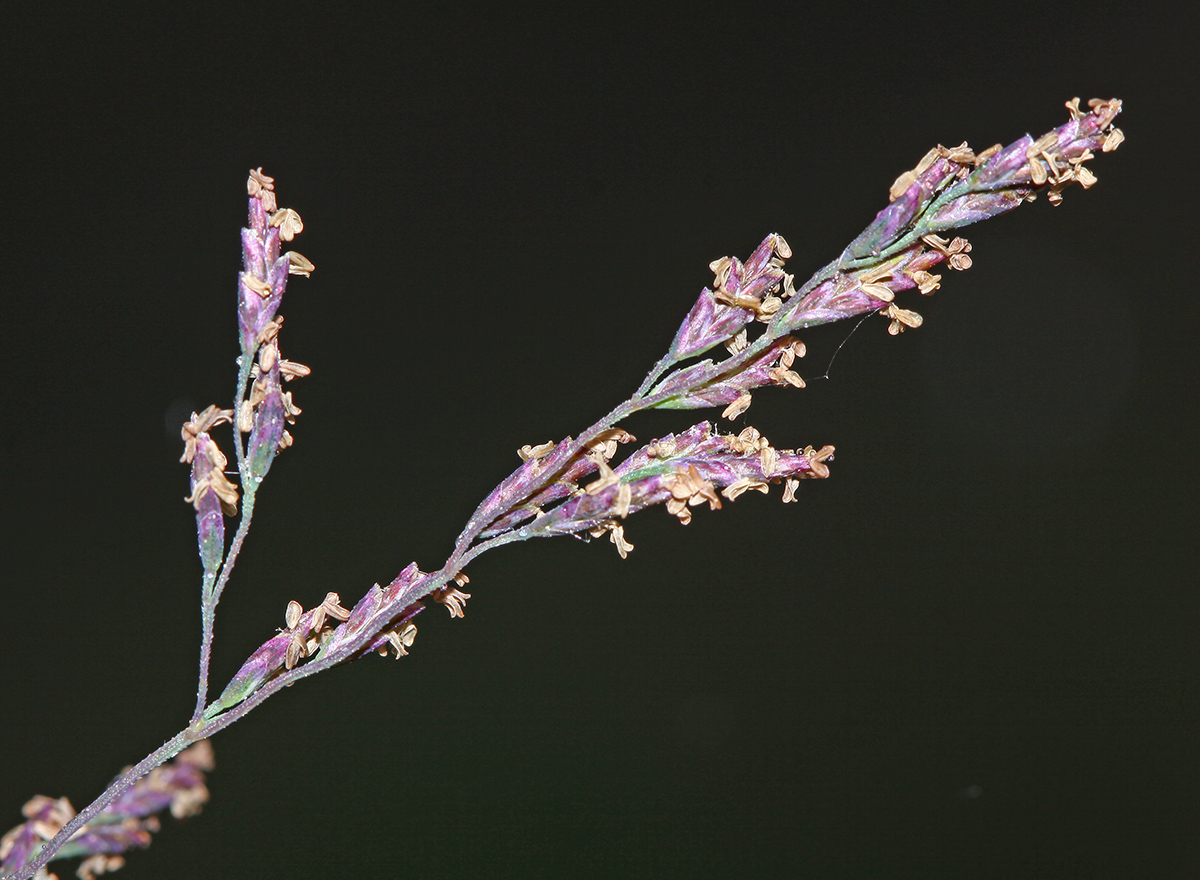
[180,170,314,588]
[0,98,1123,880]
[239,95,1126,683]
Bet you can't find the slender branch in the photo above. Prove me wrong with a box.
[192,356,260,721]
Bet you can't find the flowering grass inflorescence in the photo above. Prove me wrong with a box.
[1,98,1122,880]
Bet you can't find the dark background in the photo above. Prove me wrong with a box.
[2,5,1194,878]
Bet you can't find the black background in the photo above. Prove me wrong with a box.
[2,5,1194,878]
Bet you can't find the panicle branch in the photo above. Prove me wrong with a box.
[192,172,314,721]
[1,99,1124,880]
[201,99,1123,721]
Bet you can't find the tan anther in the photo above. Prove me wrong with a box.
[755,295,782,321]
[259,340,278,372]
[709,256,733,291]
[913,146,940,176]
[722,392,752,421]
[308,604,326,632]
[1043,149,1068,183]
[241,273,273,299]
[585,459,619,496]
[724,328,748,355]
[613,482,632,518]
[689,466,721,510]
[722,477,769,501]
[280,360,311,381]
[974,144,1002,166]
[382,622,417,658]
[937,141,975,164]
[609,522,634,557]
[772,234,793,259]
[1087,98,1122,129]
[281,391,301,422]
[1064,97,1083,119]
[180,405,234,463]
[803,444,836,479]
[311,592,350,631]
[186,465,239,516]
[921,233,951,254]
[946,237,972,268]
[1102,127,1124,152]
[781,478,800,503]
[665,466,719,521]
[237,400,254,434]
[268,208,304,242]
[247,167,274,194]
[924,235,973,270]
[889,170,917,202]
[1026,133,1059,186]
[284,631,306,671]
[436,585,471,618]
[859,281,894,302]
[883,304,923,335]
[714,289,764,311]
[454,572,470,588]
[890,146,941,201]
[249,377,269,408]
[760,445,778,477]
[286,251,315,277]
[727,426,763,454]
[518,440,556,462]
[664,496,691,524]
[776,340,806,372]
[285,600,304,630]
[588,428,635,461]
[778,342,796,369]
[258,316,284,344]
[769,366,805,388]
[1028,153,1048,185]
[781,273,797,298]
[1047,189,1065,207]
[909,269,941,294]
[857,264,895,302]
[651,437,677,458]
[1075,165,1098,188]
[1030,132,1059,154]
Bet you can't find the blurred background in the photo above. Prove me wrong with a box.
[1,5,1193,878]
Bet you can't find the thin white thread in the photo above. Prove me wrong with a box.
[813,313,872,381]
